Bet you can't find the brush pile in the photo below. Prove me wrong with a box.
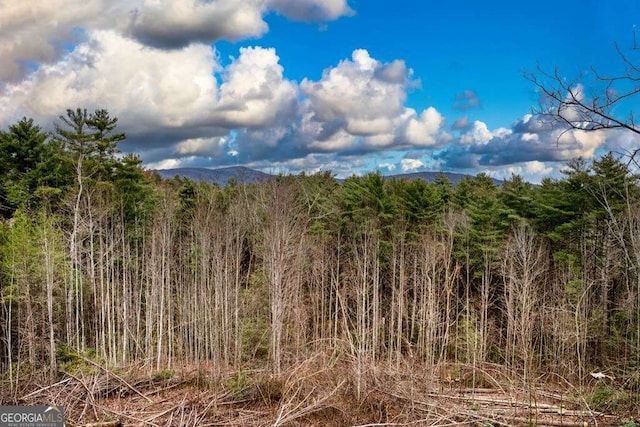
[1,353,634,426]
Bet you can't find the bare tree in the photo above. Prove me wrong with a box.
[502,224,546,382]
[39,212,64,381]
[525,43,640,162]
[258,178,308,373]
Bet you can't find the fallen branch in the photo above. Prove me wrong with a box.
[352,419,450,427]
[453,408,512,427]
[273,379,346,426]
[77,356,152,403]
[84,422,123,427]
[61,371,98,421]
[143,404,182,424]
[142,382,182,397]
[20,377,72,400]
[90,402,160,427]
[490,415,592,427]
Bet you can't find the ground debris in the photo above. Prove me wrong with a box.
[2,359,634,426]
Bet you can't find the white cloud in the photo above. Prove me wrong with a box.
[146,157,192,170]
[0,0,128,83]
[301,49,409,130]
[247,153,364,178]
[604,128,640,155]
[126,0,268,48]
[213,47,297,128]
[436,112,611,172]
[452,116,470,130]
[5,1,607,181]
[308,128,356,152]
[238,126,290,151]
[504,161,553,177]
[347,117,393,135]
[556,129,607,159]
[524,160,553,174]
[379,162,396,171]
[0,0,354,84]
[404,107,444,146]
[364,133,395,148]
[296,48,446,154]
[488,161,556,183]
[175,137,227,156]
[0,30,220,135]
[458,120,512,146]
[269,0,354,22]
[0,30,305,168]
[557,83,585,123]
[493,127,512,139]
[401,158,424,172]
[127,0,356,49]
[460,121,494,145]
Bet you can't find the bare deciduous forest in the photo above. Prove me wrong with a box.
[1,110,639,425]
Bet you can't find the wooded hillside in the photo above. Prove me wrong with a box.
[1,110,639,422]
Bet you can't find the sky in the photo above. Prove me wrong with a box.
[1,0,640,182]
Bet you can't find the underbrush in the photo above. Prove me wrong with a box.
[582,383,640,415]
[1,350,637,425]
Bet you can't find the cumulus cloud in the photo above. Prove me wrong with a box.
[481,160,556,184]
[0,30,220,136]
[401,158,424,172]
[145,157,190,170]
[297,49,445,154]
[3,0,609,182]
[404,107,445,146]
[513,113,554,134]
[301,111,356,152]
[605,128,640,155]
[557,83,586,123]
[523,160,553,174]
[175,136,228,157]
[246,153,365,178]
[459,121,510,145]
[301,49,408,133]
[0,0,130,84]
[126,0,268,49]
[556,129,607,159]
[0,29,304,169]
[126,0,355,50]
[435,112,612,173]
[269,0,354,22]
[1,0,355,84]
[213,47,297,128]
[0,38,450,173]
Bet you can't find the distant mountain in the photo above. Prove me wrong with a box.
[388,171,503,186]
[155,166,272,186]
[154,166,503,186]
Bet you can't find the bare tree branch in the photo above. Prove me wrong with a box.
[524,43,640,163]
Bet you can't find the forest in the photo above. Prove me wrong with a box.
[1,108,639,424]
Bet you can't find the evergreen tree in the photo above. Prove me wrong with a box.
[0,118,52,216]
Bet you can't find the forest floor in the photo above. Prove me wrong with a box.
[3,353,639,426]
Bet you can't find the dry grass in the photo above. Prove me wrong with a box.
[1,351,636,426]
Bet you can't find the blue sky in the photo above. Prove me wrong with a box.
[1,0,639,182]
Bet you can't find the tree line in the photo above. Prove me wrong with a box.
[1,109,639,394]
